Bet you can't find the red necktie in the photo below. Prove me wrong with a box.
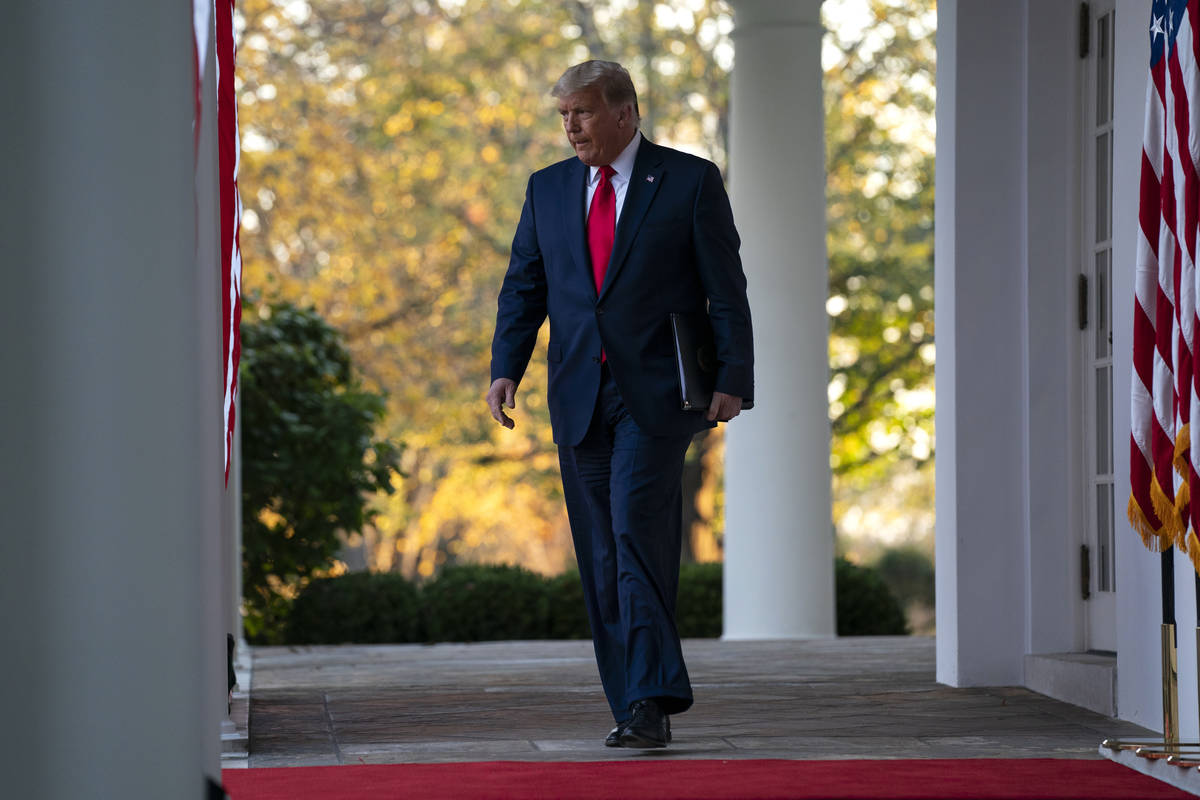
[587,165,616,294]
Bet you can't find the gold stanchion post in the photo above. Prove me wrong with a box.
[1165,622,1180,747]
[1100,537,1198,768]
[1162,618,1200,766]
[1101,623,1191,757]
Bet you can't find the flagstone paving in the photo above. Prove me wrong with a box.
[245,637,1154,766]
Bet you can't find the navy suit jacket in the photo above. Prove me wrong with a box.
[491,138,754,447]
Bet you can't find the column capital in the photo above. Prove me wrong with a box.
[727,0,823,31]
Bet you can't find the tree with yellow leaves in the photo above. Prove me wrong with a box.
[235,0,938,580]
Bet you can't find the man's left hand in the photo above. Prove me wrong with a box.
[706,391,743,423]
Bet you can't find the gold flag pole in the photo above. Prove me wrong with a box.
[1163,621,1180,747]
[1101,553,1186,756]
[1164,588,1200,767]
[1101,625,1188,755]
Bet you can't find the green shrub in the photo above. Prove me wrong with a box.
[673,560,908,638]
[676,562,723,638]
[875,546,935,608]
[276,559,909,645]
[546,570,591,639]
[285,572,423,644]
[240,300,399,644]
[423,564,549,642]
[835,558,909,636]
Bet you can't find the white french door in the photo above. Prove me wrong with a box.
[1080,0,1116,653]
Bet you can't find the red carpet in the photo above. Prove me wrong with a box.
[222,758,1194,799]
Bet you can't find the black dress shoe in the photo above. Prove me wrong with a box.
[619,699,668,748]
[607,716,670,746]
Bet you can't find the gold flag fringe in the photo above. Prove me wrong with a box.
[1150,474,1185,551]
[1188,530,1200,575]
[1175,479,1192,551]
[1175,422,1192,478]
[1130,493,1172,552]
[1129,488,1200,574]
[1172,425,1195,552]
[1128,424,1200,572]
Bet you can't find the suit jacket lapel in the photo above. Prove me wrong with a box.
[599,139,664,301]
[562,158,592,297]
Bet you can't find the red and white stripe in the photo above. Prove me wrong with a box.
[215,0,242,485]
[193,0,242,484]
[1131,1,1200,568]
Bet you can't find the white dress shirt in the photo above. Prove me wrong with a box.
[584,131,642,224]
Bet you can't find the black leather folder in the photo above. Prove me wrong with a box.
[669,312,753,412]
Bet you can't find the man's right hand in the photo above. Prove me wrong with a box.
[486,378,518,429]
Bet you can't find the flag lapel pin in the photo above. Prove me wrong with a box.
[646,175,655,183]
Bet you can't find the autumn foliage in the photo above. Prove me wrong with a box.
[235,0,937,583]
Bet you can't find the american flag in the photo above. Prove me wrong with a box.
[193,1,242,483]
[1130,0,1200,569]
[216,0,242,484]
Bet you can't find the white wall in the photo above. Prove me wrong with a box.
[936,0,1031,686]
[1024,0,1085,657]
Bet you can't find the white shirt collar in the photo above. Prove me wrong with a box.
[588,130,642,185]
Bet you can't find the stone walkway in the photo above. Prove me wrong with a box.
[245,636,1154,767]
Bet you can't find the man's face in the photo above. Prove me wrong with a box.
[557,87,633,167]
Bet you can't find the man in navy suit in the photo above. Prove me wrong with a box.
[486,60,753,748]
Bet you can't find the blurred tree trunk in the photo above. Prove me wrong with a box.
[680,433,707,564]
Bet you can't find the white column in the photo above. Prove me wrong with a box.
[723,0,835,639]
[0,3,223,797]
[934,0,1028,686]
